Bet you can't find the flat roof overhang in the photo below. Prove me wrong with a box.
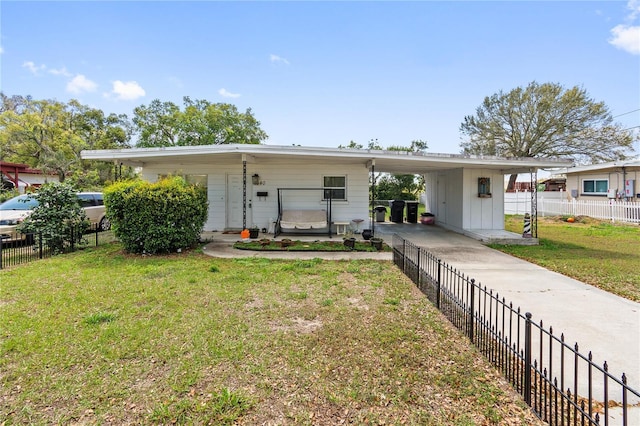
[81,144,573,175]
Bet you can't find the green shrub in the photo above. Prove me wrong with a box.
[17,182,88,253]
[0,189,20,203]
[104,176,208,254]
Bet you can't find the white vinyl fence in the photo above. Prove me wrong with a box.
[504,191,565,215]
[505,191,640,224]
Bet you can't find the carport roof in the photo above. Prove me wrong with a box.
[81,144,573,174]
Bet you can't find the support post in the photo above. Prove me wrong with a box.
[242,156,247,230]
[371,161,375,237]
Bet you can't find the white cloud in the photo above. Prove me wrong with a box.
[609,24,640,54]
[0,46,4,54]
[627,0,640,19]
[66,74,98,94]
[609,0,640,55]
[49,66,72,77]
[23,61,46,75]
[218,88,241,98]
[270,54,290,65]
[109,80,146,101]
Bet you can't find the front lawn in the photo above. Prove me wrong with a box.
[495,215,640,302]
[0,243,541,425]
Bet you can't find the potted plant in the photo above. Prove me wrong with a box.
[370,237,384,251]
[343,237,356,249]
[249,226,260,239]
[279,238,293,248]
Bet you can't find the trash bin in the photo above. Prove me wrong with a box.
[406,201,419,223]
[374,206,387,222]
[390,200,405,223]
[420,212,435,225]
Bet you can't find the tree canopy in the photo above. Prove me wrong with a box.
[132,97,268,147]
[338,139,428,201]
[459,81,636,164]
[0,94,132,185]
[0,93,268,189]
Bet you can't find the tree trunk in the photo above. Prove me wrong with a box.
[507,174,518,192]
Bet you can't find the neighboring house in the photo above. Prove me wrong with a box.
[564,159,640,201]
[0,161,59,193]
[81,144,571,241]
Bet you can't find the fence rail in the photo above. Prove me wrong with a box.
[505,192,640,224]
[539,199,640,224]
[392,234,640,426]
[0,224,115,269]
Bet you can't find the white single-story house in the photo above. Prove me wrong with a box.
[563,159,640,201]
[81,144,572,242]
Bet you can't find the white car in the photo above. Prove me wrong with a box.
[0,192,109,242]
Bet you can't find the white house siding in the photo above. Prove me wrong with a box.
[566,169,639,201]
[463,168,505,231]
[424,168,464,231]
[425,168,506,232]
[141,161,370,232]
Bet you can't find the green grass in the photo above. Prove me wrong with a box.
[493,215,640,301]
[0,243,541,425]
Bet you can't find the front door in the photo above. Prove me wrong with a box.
[226,174,251,229]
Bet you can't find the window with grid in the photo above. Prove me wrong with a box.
[582,179,608,194]
[323,176,346,200]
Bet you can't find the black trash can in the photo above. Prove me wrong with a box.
[406,201,419,223]
[374,206,387,222]
[390,200,405,223]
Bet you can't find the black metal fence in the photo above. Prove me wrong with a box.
[0,224,116,269]
[392,234,640,426]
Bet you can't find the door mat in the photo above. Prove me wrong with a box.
[222,231,242,234]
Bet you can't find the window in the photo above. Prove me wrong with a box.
[323,176,346,200]
[77,193,96,207]
[582,179,608,194]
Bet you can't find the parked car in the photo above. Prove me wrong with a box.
[0,192,109,242]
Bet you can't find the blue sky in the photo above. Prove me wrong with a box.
[1,1,639,154]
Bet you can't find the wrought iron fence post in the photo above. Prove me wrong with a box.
[402,238,406,274]
[416,246,421,288]
[39,233,43,259]
[436,258,441,309]
[0,238,3,270]
[468,278,475,341]
[524,312,533,405]
[622,373,628,425]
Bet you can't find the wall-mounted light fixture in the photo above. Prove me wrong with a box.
[252,174,260,185]
[478,177,492,198]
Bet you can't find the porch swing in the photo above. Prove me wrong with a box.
[274,188,334,238]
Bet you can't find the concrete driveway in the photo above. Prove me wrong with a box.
[374,221,640,421]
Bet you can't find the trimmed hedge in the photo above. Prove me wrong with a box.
[104,177,208,254]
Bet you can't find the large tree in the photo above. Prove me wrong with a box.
[0,94,132,184]
[132,96,268,147]
[459,81,637,189]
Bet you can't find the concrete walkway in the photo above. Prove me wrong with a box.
[201,223,640,417]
